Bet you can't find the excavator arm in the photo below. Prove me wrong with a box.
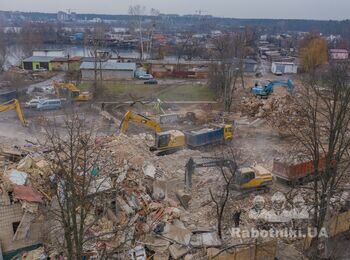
[119,111,162,134]
[185,157,237,189]
[0,99,26,126]
[267,79,294,94]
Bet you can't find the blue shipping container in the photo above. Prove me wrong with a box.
[185,127,224,147]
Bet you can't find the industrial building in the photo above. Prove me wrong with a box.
[271,62,298,75]
[80,60,136,80]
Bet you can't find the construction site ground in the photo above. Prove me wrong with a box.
[2,73,341,259]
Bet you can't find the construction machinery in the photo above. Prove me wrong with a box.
[0,99,26,126]
[119,111,162,134]
[151,124,233,156]
[53,81,92,101]
[184,157,273,191]
[251,79,294,98]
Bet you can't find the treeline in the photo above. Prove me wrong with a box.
[1,10,350,38]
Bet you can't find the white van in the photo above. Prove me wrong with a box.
[37,99,62,110]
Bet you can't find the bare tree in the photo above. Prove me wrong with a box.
[129,5,147,60]
[19,22,43,57]
[88,22,108,100]
[279,62,350,258]
[0,25,7,72]
[208,33,246,112]
[209,150,239,239]
[39,113,122,259]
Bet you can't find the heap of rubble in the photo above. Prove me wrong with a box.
[0,133,297,259]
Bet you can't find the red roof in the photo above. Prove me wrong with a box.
[13,185,43,203]
[70,56,81,61]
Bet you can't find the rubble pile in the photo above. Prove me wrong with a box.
[240,93,301,128]
[0,133,286,259]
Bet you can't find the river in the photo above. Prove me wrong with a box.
[5,44,145,69]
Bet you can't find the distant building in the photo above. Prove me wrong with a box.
[32,49,65,58]
[271,62,298,75]
[80,60,136,80]
[22,56,55,71]
[329,49,349,60]
[51,56,81,71]
[57,11,77,21]
[57,11,68,21]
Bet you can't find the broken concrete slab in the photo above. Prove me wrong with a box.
[190,232,222,248]
[17,155,33,171]
[154,251,170,260]
[152,179,167,201]
[162,224,192,245]
[141,234,170,253]
[6,169,28,185]
[168,244,190,259]
[116,197,135,216]
[143,161,156,179]
[176,190,192,209]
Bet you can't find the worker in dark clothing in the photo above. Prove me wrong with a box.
[101,102,105,111]
[233,209,242,227]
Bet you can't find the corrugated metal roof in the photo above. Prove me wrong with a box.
[330,49,349,53]
[80,60,136,71]
[13,185,43,203]
[23,56,56,63]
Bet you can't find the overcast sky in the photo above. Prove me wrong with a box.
[0,0,349,20]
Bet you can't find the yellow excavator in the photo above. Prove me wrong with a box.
[184,157,273,191]
[151,124,233,156]
[53,81,92,101]
[0,99,26,126]
[119,111,162,134]
[120,111,233,156]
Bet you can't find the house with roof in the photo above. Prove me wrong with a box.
[80,60,136,80]
[329,49,349,60]
[22,56,55,71]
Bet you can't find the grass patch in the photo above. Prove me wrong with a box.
[79,81,216,101]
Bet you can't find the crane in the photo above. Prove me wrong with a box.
[0,99,26,126]
[53,81,92,101]
[119,111,162,134]
[251,79,294,98]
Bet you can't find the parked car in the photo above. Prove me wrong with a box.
[144,79,158,85]
[37,99,62,110]
[25,97,47,108]
[138,74,153,80]
[275,71,283,76]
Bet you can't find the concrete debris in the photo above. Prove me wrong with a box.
[168,244,190,259]
[117,197,135,216]
[190,232,222,248]
[17,155,33,171]
[162,224,192,245]
[5,169,28,185]
[176,190,192,209]
[153,179,167,200]
[143,161,156,179]
[129,245,147,260]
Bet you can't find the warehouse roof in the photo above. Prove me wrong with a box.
[23,56,56,63]
[80,60,136,71]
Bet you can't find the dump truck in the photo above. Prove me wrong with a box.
[272,157,328,185]
[151,124,233,156]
